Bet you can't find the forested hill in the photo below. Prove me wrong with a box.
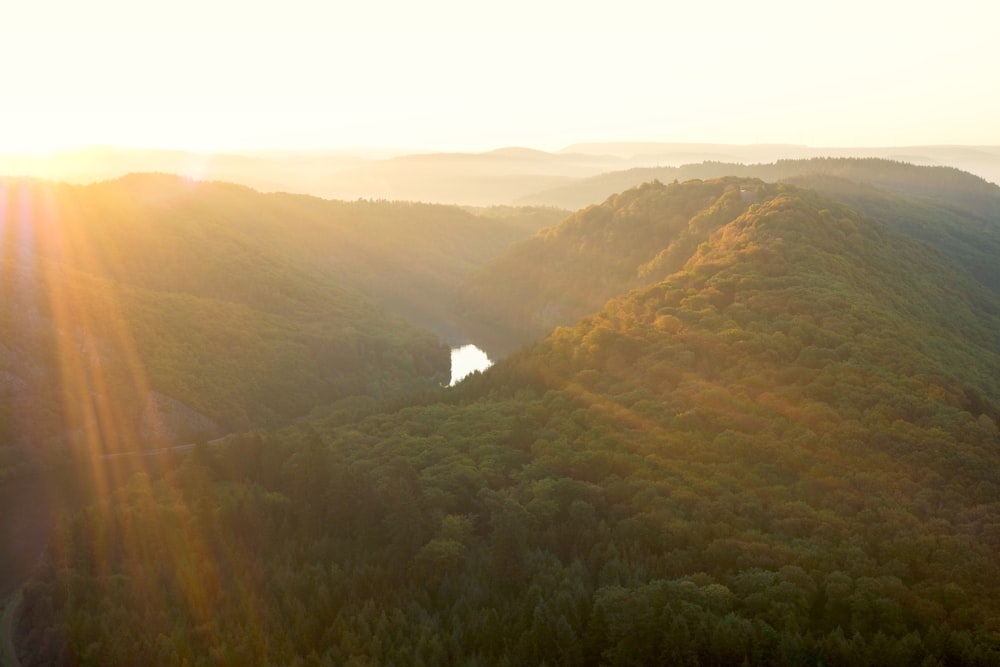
[20,182,1000,664]
[451,186,1000,662]
[466,173,1000,353]
[461,178,784,351]
[0,175,558,469]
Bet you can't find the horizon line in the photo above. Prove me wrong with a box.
[3,141,1000,160]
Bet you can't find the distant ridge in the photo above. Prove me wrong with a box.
[485,146,556,159]
[520,156,1000,211]
[4,143,998,205]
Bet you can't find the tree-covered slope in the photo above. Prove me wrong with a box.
[21,186,1000,665]
[468,168,1000,353]
[0,174,559,466]
[461,178,784,351]
[782,173,1000,294]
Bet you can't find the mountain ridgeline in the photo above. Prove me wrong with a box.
[15,172,1000,665]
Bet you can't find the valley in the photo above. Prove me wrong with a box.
[6,0,999,662]
[2,158,1000,665]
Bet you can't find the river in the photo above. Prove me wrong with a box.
[449,344,493,386]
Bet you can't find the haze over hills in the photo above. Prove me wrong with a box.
[13,173,1000,665]
[0,147,373,199]
[0,145,629,205]
[521,154,1000,211]
[559,142,1000,183]
[3,143,999,206]
[5,0,1000,660]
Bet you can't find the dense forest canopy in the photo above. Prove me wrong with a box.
[10,173,1000,665]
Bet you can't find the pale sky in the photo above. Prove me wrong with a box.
[2,0,998,153]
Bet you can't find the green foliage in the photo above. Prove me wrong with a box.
[20,180,1000,664]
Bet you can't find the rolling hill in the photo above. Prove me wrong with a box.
[18,178,1000,665]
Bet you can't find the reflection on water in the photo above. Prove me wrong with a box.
[450,344,493,386]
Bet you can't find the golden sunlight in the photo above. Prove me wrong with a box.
[2,179,251,653]
[2,2,1000,664]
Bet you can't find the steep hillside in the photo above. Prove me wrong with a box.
[471,168,1000,352]
[20,186,1000,665]
[461,178,781,351]
[0,175,559,467]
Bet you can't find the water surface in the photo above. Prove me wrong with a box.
[450,345,493,386]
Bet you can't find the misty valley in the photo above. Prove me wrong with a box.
[2,156,1000,666]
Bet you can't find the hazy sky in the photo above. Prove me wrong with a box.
[2,0,997,152]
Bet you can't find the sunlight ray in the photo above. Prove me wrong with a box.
[4,180,268,649]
